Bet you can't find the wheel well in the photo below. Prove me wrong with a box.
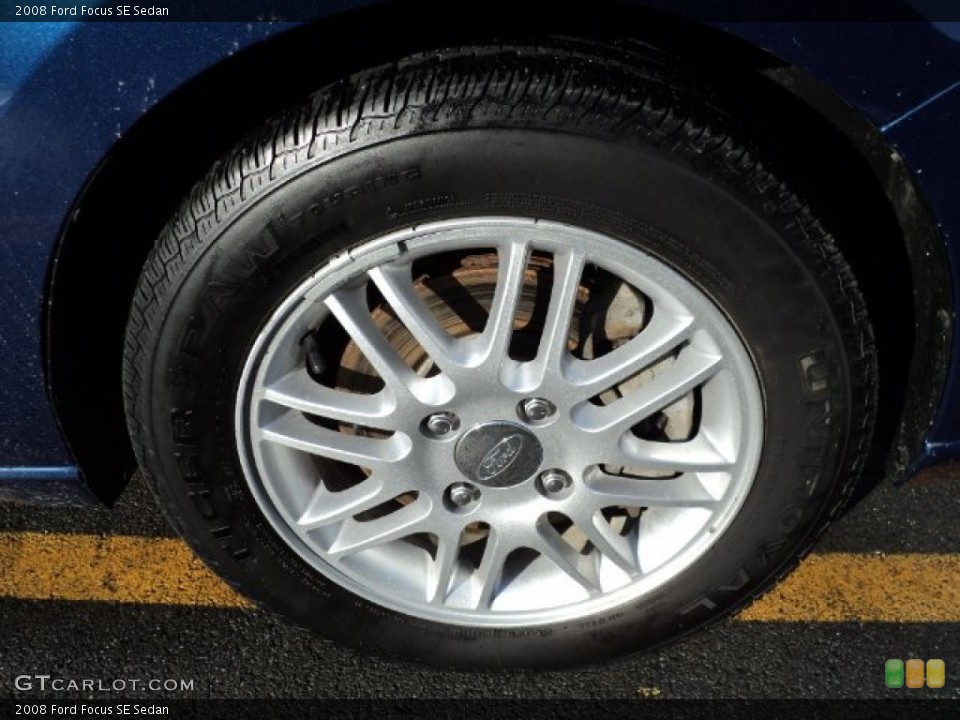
[45,1,948,503]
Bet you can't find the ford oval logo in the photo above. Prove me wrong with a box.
[477,434,524,481]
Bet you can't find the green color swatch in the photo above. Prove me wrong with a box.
[886,659,905,688]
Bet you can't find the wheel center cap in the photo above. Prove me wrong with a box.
[454,422,543,488]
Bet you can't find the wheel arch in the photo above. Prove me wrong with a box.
[44,2,950,504]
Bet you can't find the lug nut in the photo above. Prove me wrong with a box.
[539,469,572,496]
[424,412,460,438]
[520,398,556,423]
[449,486,473,506]
[447,482,480,509]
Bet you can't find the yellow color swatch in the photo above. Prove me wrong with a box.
[926,659,945,689]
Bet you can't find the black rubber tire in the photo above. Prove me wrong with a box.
[123,45,877,669]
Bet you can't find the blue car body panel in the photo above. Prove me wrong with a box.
[883,82,960,453]
[0,7,958,498]
[0,21,298,477]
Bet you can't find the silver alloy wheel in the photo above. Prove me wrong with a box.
[236,218,764,627]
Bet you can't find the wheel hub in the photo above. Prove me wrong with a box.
[454,422,543,488]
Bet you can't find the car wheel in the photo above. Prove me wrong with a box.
[123,45,876,668]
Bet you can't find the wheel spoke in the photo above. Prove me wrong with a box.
[259,412,411,468]
[469,529,510,610]
[572,344,722,434]
[297,476,395,531]
[324,284,422,399]
[327,498,433,557]
[262,371,395,429]
[583,470,719,508]
[368,263,462,374]
[471,239,529,369]
[534,521,602,595]
[608,433,735,474]
[510,248,585,390]
[636,506,714,575]
[568,510,639,574]
[427,530,462,604]
[563,310,695,398]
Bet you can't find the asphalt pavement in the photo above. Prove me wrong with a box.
[1,473,958,699]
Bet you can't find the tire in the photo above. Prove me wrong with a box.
[123,44,876,669]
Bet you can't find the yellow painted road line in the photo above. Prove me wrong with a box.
[0,532,958,621]
[0,532,249,608]
[738,552,960,622]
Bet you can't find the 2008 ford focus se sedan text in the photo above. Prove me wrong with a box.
[1,3,958,668]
